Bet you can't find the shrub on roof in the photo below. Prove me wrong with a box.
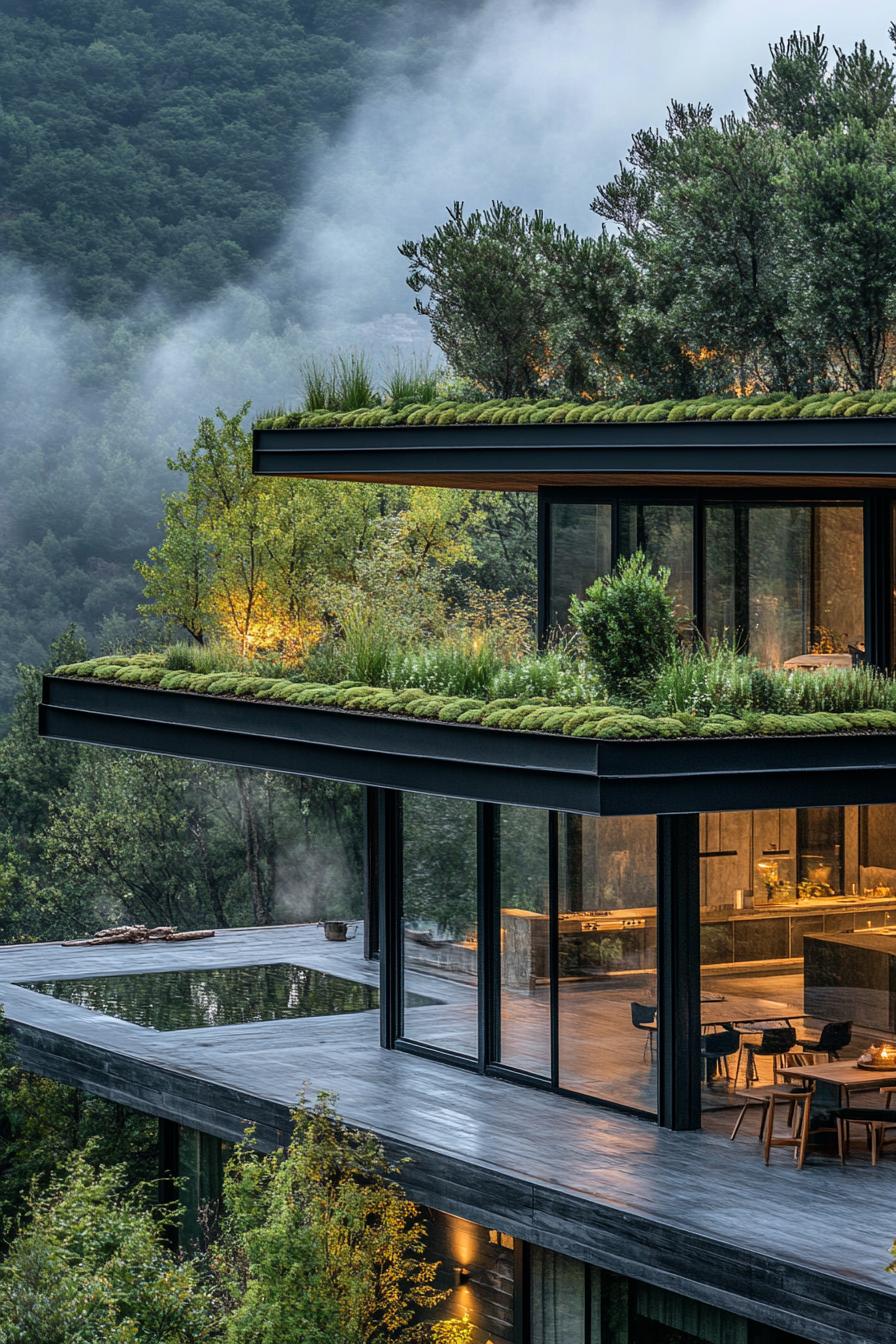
[571,552,679,700]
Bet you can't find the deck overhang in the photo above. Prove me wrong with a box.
[0,927,894,1344]
[40,675,896,815]
[252,420,896,490]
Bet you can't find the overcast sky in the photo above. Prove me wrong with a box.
[286,0,896,339]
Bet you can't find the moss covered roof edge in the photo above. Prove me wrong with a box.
[255,390,896,432]
[49,656,896,742]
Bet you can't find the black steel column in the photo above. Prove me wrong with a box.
[377,789,403,1049]
[864,493,893,672]
[363,788,380,961]
[657,813,701,1130]
[537,490,550,643]
[548,812,560,1091]
[733,504,749,651]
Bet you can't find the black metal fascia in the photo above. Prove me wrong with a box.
[252,419,896,481]
[39,676,896,816]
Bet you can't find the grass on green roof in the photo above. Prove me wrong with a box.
[254,390,896,432]
[52,652,896,742]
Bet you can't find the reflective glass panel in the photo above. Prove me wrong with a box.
[498,805,551,1077]
[617,503,694,623]
[547,503,612,626]
[704,504,864,665]
[402,793,478,1058]
[557,814,657,1111]
[699,806,896,1117]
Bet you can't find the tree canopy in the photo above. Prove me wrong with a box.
[405,28,896,398]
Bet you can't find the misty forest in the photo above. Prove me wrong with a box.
[6,1,896,1338]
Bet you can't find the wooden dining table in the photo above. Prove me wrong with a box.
[779,1059,896,1107]
[701,995,806,1030]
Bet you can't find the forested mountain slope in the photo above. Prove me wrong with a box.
[0,0,471,714]
[0,0,435,314]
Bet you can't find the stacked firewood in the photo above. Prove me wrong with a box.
[62,924,215,947]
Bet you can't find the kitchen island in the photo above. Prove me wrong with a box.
[804,926,896,1034]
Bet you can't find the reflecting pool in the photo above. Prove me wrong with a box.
[23,963,423,1031]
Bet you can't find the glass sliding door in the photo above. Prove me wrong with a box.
[401,793,479,1058]
[704,503,864,665]
[498,805,551,1078]
[395,793,660,1115]
[556,814,658,1111]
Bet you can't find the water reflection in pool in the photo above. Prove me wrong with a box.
[23,963,430,1031]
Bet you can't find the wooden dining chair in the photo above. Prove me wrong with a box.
[835,1086,896,1165]
[763,1084,814,1169]
[730,1081,812,1153]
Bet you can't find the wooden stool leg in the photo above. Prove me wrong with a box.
[872,1124,880,1168]
[730,1103,750,1140]
[836,1117,845,1164]
[758,1098,770,1143]
[795,1096,811,1170]
[763,1095,776,1165]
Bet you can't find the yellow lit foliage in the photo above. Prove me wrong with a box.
[430,1317,479,1344]
[139,408,485,665]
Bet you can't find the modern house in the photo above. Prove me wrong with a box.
[12,399,896,1342]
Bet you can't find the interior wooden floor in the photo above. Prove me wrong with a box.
[1,923,894,1343]
[403,956,859,1114]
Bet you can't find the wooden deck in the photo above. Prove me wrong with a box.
[1,924,894,1344]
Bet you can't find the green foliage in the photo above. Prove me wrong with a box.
[254,388,896,431]
[571,553,679,699]
[0,1149,213,1343]
[398,202,572,398]
[383,354,440,406]
[301,354,380,414]
[0,2,431,315]
[57,645,896,740]
[647,641,756,717]
[594,31,896,391]
[0,1014,157,1234]
[212,1095,445,1344]
[165,641,253,675]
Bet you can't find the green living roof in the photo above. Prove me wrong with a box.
[51,655,896,742]
[254,390,896,432]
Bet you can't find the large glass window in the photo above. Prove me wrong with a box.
[557,814,657,1110]
[547,503,612,626]
[498,805,551,1078]
[401,793,478,1058]
[699,806,896,1118]
[545,496,865,666]
[705,504,864,666]
[618,502,694,623]
[547,501,694,628]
